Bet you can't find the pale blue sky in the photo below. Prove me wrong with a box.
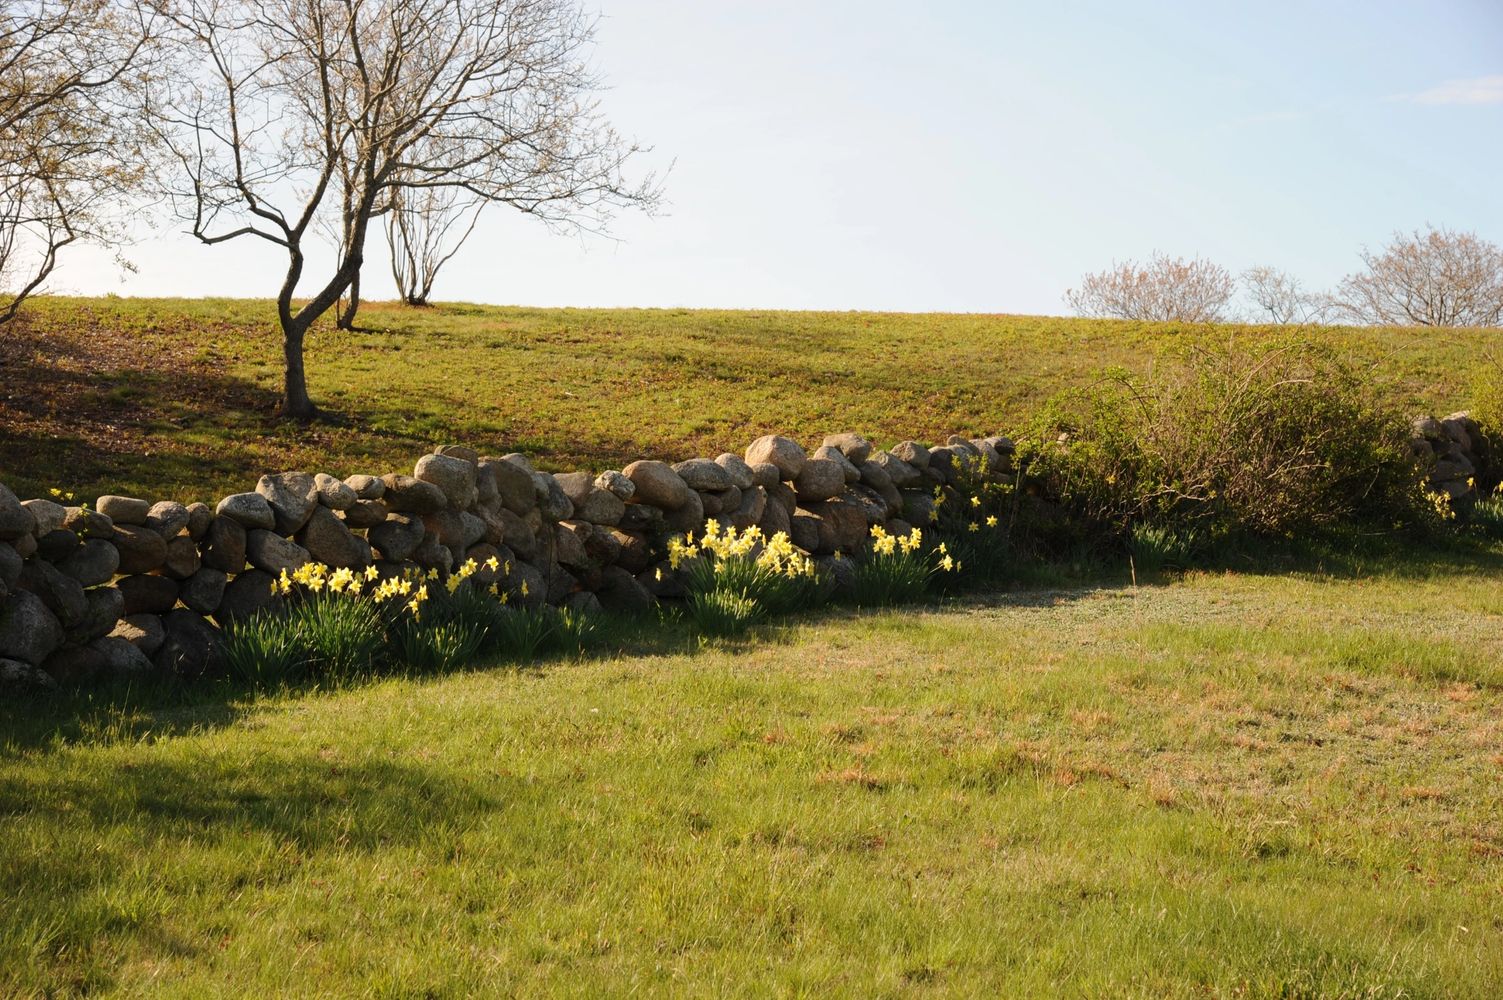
[61,0,1503,314]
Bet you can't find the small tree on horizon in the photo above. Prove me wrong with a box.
[1065,253,1235,323]
[387,178,484,307]
[157,0,661,420]
[1241,265,1333,325]
[1334,225,1503,328]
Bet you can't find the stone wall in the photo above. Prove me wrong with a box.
[1411,411,1495,506]
[0,432,1015,687]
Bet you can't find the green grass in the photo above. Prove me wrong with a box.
[2,295,1492,502]
[4,558,1503,997]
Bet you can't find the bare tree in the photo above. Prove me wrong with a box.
[158,0,660,419]
[387,178,482,306]
[1335,225,1503,328]
[1065,253,1235,323]
[0,0,159,322]
[1241,265,1333,325]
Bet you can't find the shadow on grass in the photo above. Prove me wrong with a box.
[4,530,1500,756]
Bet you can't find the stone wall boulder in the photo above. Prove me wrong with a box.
[0,484,34,541]
[314,473,357,510]
[745,435,806,479]
[256,472,320,534]
[793,457,845,503]
[0,590,64,665]
[161,537,202,580]
[217,492,276,531]
[21,498,66,536]
[415,453,478,509]
[58,538,121,587]
[146,501,191,540]
[119,574,179,616]
[623,460,693,510]
[96,495,152,525]
[246,530,312,575]
[299,507,372,567]
[381,474,447,514]
[201,516,248,574]
[822,432,873,464]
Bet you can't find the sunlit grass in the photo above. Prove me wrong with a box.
[3,564,1502,996]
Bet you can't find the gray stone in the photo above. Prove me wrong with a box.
[458,512,486,550]
[435,444,480,465]
[597,565,654,614]
[185,502,215,540]
[0,542,20,590]
[564,590,604,617]
[412,537,453,575]
[532,472,574,521]
[96,495,152,525]
[369,514,427,562]
[256,472,319,535]
[810,497,869,554]
[180,568,228,614]
[146,501,191,540]
[497,508,538,560]
[554,521,593,569]
[20,498,66,536]
[789,510,821,553]
[415,453,477,509]
[821,433,873,464]
[19,559,87,628]
[793,457,846,503]
[0,483,34,540]
[871,451,922,488]
[64,507,113,539]
[714,453,756,490]
[507,559,547,608]
[475,464,499,505]
[483,458,538,514]
[43,644,110,685]
[728,485,768,531]
[858,460,903,510]
[421,510,467,548]
[699,490,724,517]
[111,614,166,655]
[749,462,783,489]
[846,484,891,525]
[759,498,792,538]
[611,530,653,574]
[711,486,742,517]
[298,507,371,568]
[343,499,388,529]
[245,530,311,575]
[0,590,65,665]
[623,460,693,509]
[89,636,154,675]
[380,474,447,514]
[201,516,247,574]
[70,586,124,644]
[215,571,275,626]
[0,658,56,689]
[673,458,733,492]
[160,536,201,580]
[891,441,931,470]
[313,472,357,510]
[500,452,536,473]
[813,445,862,484]
[36,528,80,562]
[594,470,636,501]
[345,474,385,500]
[578,489,625,526]
[118,575,179,616]
[745,435,807,479]
[216,492,276,531]
[619,504,662,533]
[154,610,223,678]
[553,471,596,507]
[56,539,120,588]
[663,489,705,535]
[814,553,857,598]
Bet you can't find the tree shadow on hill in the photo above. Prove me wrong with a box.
[0,751,508,986]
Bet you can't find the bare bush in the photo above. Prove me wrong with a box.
[1065,253,1235,323]
[1241,266,1332,325]
[387,179,483,307]
[0,0,159,322]
[157,0,660,419]
[1335,225,1503,328]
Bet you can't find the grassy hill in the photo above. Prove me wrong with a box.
[2,296,1491,502]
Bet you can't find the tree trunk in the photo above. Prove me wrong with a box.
[278,321,318,420]
[337,267,361,329]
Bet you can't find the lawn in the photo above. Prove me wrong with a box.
[1,296,1490,503]
[4,556,1502,997]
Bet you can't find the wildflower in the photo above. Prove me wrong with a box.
[940,554,955,572]
[968,521,979,532]
[485,555,501,573]
[986,515,999,528]
[970,495,981,508]
[520,580,530,597]
[364,565,380,581]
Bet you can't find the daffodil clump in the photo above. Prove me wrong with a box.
[673,521,824,632]
[851,524,956,606]
[228,554,538,683]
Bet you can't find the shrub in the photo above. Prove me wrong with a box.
[849,525,954,607]
[283,593,389,680]
[392,617,485,673]
[1126,522,1201,576]
[1023,340,1427,545]
[490,606,562,662]
[672,522,823,617]
[223,612,306,686]
[686,589,763,636]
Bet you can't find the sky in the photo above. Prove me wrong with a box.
[56,0,1503,315]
